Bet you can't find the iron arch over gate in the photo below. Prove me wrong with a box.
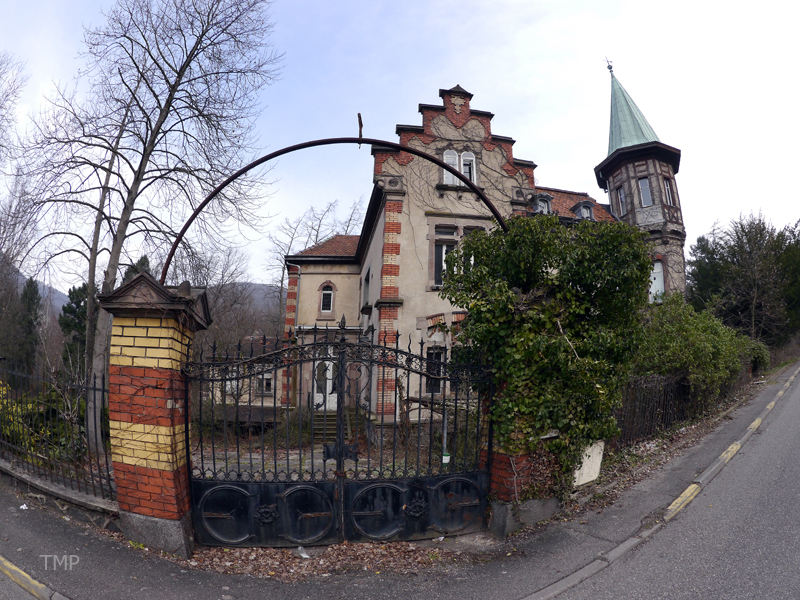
[186,325,494,546]
[158,136,508,285]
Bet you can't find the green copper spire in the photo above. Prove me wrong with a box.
[607,65,659,156]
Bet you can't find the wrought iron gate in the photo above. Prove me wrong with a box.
[186,327,493,546]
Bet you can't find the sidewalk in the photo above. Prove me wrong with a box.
[1,363,796,600]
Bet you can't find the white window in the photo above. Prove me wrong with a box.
[317,281,337,319]
[256,373,272,395]
[443,150,458,185]
[639,177,652,207]
[321,286,333,312]
[664,178,674,206]
[649,260,664,302]
[461,152,476,183]
[442,150,477,186]
[618,187,628,216]
[434,242,456,286]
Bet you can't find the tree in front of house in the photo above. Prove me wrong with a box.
[440,215,652,494]
[21,0,283,444]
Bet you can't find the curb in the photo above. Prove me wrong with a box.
[523,363,800,600]
[0,554,71,600]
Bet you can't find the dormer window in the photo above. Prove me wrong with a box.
[571,201,594,221]
[533,193,552,215]
[442,150,478,186]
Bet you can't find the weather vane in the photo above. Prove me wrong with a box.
[605,57,613,72]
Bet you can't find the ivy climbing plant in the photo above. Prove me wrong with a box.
[440,215,652,493]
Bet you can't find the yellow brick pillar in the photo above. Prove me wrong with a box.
[99,273,210,558]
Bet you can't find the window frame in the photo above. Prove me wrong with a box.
[443,150,458,185]
[617,187,628,216]
[638,177,653,207]
[317,280,338,321]
[441,150,478,186]
[427,217,491,290]
[649,260,665,302]
[663,178,674,206]
[461,151,476,183]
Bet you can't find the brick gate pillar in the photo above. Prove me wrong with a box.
[99,273,210,558]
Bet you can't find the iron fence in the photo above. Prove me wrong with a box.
[186,326,494,545]
[0,363,115,501]
[613,374,694,448]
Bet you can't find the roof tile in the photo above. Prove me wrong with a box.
[295,235,359,257]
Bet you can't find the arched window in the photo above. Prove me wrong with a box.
[317,281,337,320]
[461,152,476,183]
[649,261,664,302]
[321,286,333,312]
[443,150,458,185]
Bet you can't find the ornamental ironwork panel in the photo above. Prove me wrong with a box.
[185,326,493,546]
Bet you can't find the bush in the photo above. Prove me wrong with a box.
[440,215,653,494]
[633,294,746,404]
[0,383,87,465]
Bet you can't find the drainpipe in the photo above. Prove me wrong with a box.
[284,261,302,409]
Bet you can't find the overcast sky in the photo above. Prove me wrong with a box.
[3,0,799,287]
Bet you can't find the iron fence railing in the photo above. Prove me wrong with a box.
[613,374,695,448]
[0,363,115,501]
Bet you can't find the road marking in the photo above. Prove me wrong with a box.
[720,441,741,463]
[748,418,762,430]
[664,484,701,521]
[0,553,51,600]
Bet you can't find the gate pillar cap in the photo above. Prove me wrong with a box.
[98,271,212,332]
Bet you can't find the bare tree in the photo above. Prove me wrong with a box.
[0,52,25,165]
[21,0,282,441]
[264,199,364,328]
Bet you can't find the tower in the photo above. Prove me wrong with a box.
[594,65,686,297]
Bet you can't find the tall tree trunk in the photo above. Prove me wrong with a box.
[85,102,133,453]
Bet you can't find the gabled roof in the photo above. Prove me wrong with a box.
[293,235,360,258]
[607,71,659,156]
[537,186,615,222]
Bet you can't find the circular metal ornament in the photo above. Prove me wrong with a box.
[255,504,279,526]
[404,498,429,519]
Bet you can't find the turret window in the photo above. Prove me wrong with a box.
[649,261,664,302]
[617,187,628,216]
[638,178,652,207]
[664,178,674,206]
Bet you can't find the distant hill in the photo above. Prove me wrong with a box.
[243,282,283,314]
[14,272,70,315]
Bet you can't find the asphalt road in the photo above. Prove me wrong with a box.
[561,374,800,599]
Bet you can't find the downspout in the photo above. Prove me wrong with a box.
[285,261,301,409]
